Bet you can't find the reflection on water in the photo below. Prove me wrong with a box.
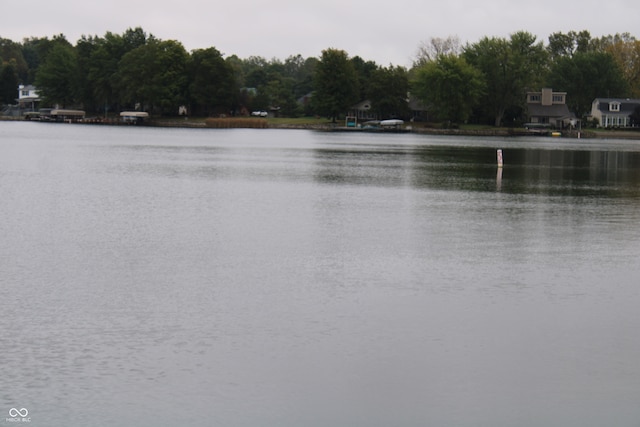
[1,123,640,427]
[312,143,640,198]
[498,148,640,197]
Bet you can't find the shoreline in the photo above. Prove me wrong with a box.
[140,118,640,140]
[3,115,640,140]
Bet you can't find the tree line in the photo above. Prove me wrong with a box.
[1,28,639,126]
[413,31,639,126]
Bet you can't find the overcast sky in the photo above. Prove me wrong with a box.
[2,0,639,66]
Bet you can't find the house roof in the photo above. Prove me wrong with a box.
[351,99,372,111]
[349,97,428,113]
[594,98,640,114]
[527,103,571,118]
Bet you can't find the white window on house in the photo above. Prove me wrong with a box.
[552,94,564,103]
[609,102,620,112]
[529,94,541,102]
[21,90,29,97]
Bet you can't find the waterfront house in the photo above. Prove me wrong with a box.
[347,95,429,124]
[589,98,640,127]
[17,84,41,112]
[525,88,573,128]
[348,99,378,122]
[408,96,429,122]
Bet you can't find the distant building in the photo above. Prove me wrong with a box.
[347,95,428,123]
[589,98,640,127]
[348,99,377,121]
[17,84,41,111]
[525,88,573,128]
[297,92,313,108]
[407,95,429,122]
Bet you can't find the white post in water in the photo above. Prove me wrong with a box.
[497,149,503,168]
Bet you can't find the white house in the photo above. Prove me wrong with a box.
[589,98,640,127]
[17,84,40,110]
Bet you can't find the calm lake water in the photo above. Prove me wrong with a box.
[1,122,640,427]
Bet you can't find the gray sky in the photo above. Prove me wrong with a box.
[2,0,639,66]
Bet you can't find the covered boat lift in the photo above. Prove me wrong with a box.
[49,109,86,122]
[120,111,149,124]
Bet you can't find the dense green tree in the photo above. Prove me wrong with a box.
[83,37,107,110]
[239,56,269,88]
[464,31,548,126]
[188,47,237,116]
[34,41,79,107]
[510,31,550,84]
[1,38,28,83]
[367,65,410,119]
[87,33,123,112]
[547,30,593,59]
[350,56,377,102]
[121,27,149,52]
[264,57,286,78]
[313,48,359,122]
[463,37,511,126]
[548,51,629,117]
[224,55,244,86]
[283,54,317,99]
[233,56,279,110]
[413,54,484,124]
[116,39,188,113]
[545,31,637,113]
[245,67,269,89]
[233,55,295,113]
[19,40,38,84]
[263,77,299,116]
[86,28,151,113]
[20,36,71,84]
[0,60,19,104]
[75,35,100,111]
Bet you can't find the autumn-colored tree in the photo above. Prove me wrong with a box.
[603,34,640,98]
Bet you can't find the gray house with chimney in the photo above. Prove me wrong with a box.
[525,88,573,128]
